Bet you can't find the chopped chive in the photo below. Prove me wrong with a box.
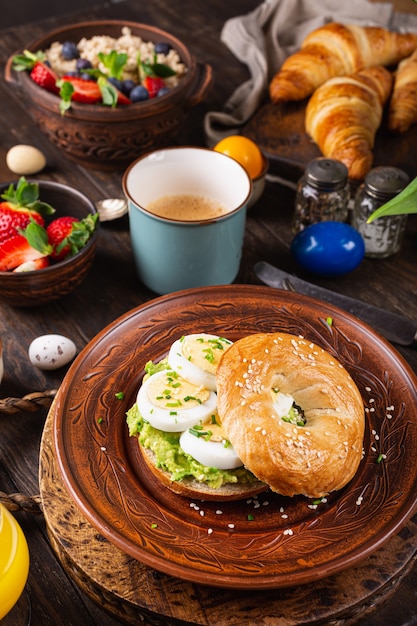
[151,523,158,529]
[115,392,125,400]
[376,453,386,463]
[326,317,333,326]
[248,514,254,521]
[97,417,103,424]
[184,395,202,404]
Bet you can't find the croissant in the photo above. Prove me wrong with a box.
[388,49,417,133]
[270,22,417,103]
[305,66,393,180]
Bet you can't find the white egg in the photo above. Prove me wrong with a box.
[272,391,295,417]
[137,369,217,432]
[6,144,46,175]
[180,421,242,469]
[28,334,77,370]
[167,333,232,391]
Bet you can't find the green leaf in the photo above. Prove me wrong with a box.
[12,49,44,72]
[97,50,127,79]
[61,213,99,256]
[97,77,118,107]
[367,175,417,222]
[19,220,53,255]
[151,63,176,78]
[57,79,75,115]
[1,177,55,216]
[136,51,176,80]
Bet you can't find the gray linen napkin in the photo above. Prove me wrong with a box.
[204,0,417,146]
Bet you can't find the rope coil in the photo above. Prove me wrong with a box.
[0,491,43,514]
[0,389,58,414]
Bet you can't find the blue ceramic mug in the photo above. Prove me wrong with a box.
[122,147,252,295]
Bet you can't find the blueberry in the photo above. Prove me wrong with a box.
[108,77,123,91]
[121,79,136,96]
[62,41,80,60]
[80,72,94,81]
[154,42,171,55]
[130,85,149,102]
[76,58,92,71]
[157,87,170,97]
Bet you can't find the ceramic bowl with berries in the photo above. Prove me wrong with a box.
[0,178,98,306]
[5,20,212,170]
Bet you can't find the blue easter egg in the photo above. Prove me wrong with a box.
[291,221,365,277]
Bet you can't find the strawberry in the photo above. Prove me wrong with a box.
[30,61,59,93]
[13,256,50,272]
[143,76,166,98]
[0,201,44,244]
[60,76,102,104]
[46,216,78,260]
[46,214,98,261]
[0,177,55,243]
[12,50,59,94]
[0,234,48,271]
[115,89,131,106]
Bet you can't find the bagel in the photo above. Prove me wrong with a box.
[216,332,365,498]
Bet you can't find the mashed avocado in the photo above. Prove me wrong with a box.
[126,389,259,489]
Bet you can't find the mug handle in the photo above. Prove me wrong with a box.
[185,63,213,110]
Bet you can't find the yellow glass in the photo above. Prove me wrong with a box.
[0,504,30,619]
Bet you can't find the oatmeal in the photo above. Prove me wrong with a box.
[44,26,186,87]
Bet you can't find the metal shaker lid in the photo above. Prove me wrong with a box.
[363,166,410,200]
[304,158,349,190]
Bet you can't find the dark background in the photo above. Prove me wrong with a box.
[2,0,125,29]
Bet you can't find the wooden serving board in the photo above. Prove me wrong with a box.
[39,401,417,626]
[243,100,417,183]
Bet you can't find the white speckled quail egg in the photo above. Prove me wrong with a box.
[28,334,76,370]
[6,144,46,175]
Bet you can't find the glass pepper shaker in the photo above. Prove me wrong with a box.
[292,157,350,234]
[351,166,409,258]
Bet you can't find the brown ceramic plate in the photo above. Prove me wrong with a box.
[53,285,417,589]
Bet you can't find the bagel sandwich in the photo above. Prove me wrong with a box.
[126,333,267,501]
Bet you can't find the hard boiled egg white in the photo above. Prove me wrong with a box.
[137,369,217,432]
[180,419,243,469]
[168,333,232,391]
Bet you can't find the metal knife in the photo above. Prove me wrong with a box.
[254,261,417,347]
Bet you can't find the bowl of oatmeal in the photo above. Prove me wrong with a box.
[6,21,212,170]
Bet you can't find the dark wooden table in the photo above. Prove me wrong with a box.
[0,1,416,624]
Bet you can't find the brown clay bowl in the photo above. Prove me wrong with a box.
[0,180,98,307]
[5,20,212,170]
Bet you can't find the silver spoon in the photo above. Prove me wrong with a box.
[95,198,128,222]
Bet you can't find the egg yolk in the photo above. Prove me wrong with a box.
[214,135,264,179]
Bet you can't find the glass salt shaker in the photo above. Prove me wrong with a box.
[292,158,350,234]
[351,166,409,258]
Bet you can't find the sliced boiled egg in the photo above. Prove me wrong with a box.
[179,418,243,470]
[137,368,217,432]
[271,389,305,426]
[168,333,232,391]
[271,390,294,417]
